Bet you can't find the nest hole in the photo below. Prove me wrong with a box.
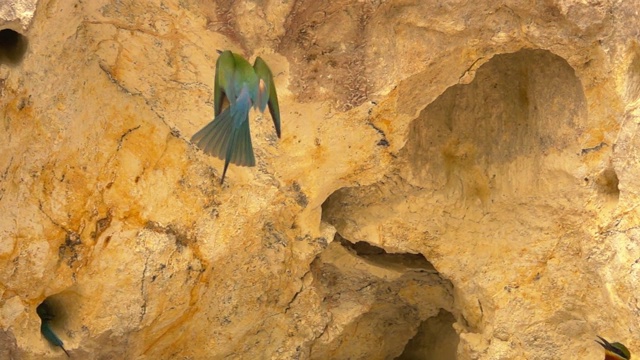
[0,28,28,66]
[36,295,71,357]
[595,167,620,199]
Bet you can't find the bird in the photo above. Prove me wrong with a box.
[191,50,281,184]
[596,335,631,360]
[36,302,70,358]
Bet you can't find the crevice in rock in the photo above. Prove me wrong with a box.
[336,236,438,272]
[396,309,459,360]
[98,63,141,96]
[307,233,456,360]
[284,270,309,314]
[0,28,28,66]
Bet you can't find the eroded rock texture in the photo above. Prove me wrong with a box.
[0,0,639,359]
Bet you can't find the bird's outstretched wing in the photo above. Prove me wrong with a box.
[253,56,281,138]
[214,50,236,116]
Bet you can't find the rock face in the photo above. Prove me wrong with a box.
[0,0,639,359]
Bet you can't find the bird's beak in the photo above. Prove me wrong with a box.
[596,335,609,348]
[595,335,613,351]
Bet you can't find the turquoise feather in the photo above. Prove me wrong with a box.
[192,50,281,184]
[37,302,70,357]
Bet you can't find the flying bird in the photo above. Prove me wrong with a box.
[37,302,70,357]
[596,335,631,360]
[191,50,281,184]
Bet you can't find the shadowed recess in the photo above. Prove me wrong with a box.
[338,236,438,271]
[401,49,588,204]
[595,167,620,198]
[307,232,456,360]
[0,29,28,66]
[36,295,71,357]
[397,309,459,360]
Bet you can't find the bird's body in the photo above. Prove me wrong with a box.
[37,302,70,357]
[191,50,281,184]
[596,336,631,360]
[41,321,70,357]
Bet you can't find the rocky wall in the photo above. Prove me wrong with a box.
[1,0,639,359]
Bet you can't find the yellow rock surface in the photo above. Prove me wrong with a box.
[0,0,639,359]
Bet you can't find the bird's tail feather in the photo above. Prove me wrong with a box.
[227,116,255,167]
[220,107,255,184]
[41,322,70,357]
[192,110,256,167]
[191,109,234,161]
[192,103,256,184]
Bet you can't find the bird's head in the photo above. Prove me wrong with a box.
[596,336,631,360]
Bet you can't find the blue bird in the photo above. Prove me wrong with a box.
[37,302,70,357]
[191,50,281,184]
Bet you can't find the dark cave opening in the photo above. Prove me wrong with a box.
[36,296,71,357]
[0,28,28,66]
[397,309,459,360]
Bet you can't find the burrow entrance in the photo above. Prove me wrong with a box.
[0,28,28,66]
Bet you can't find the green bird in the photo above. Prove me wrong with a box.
[191,50,281,184]
[596,335,631,360]
[36,302,70,358]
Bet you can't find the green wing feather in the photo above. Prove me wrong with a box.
[214,50,235,116]
[253,56,281,138]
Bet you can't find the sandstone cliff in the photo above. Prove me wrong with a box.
[1,0,639,359]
